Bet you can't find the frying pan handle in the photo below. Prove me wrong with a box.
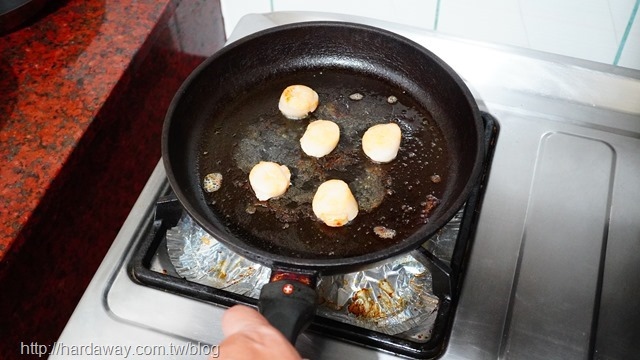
[259,279,317,343]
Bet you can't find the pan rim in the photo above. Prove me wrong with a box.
[162,21,485,274]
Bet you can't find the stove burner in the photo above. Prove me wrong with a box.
[128,112,498,359]
[165,211,441,337]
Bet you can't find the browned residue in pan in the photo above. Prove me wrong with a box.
[420,195,441,222]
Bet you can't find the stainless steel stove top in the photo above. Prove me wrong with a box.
[54,12,640,360]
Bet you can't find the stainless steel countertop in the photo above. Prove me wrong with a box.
[53,12,640,360]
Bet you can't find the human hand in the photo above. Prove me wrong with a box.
[215,305,302,360]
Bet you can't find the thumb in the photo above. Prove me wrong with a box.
[222,305,274,337]
[216,305,301,360]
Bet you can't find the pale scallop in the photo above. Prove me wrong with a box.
[249,161,291,201]
[361,123,402,163]
[278,85,319,120]
[300,120,340,158]
[312,179,359,227]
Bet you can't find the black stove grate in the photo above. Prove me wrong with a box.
[128,112,499,359]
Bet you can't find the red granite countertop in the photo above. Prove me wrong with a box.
[0,0,225,354]
[0,0,224,260]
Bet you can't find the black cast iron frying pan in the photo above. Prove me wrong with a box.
[162,21,484,342]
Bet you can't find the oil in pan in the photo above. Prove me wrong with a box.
[198,69,450,259]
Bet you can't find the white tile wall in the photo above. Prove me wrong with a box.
[437,0,529,47]
[272,0,438,30]
[220,0,272,35]
[609,0,638,42]
[519,0,619,63]
[618,8,640,68]
[219,0,640,70]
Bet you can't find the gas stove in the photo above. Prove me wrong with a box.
[54,12,640,360]
[125,110,497,359]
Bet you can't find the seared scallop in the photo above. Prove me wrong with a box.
[300,120,340,158]
[362,123,402,163]
[312,179,359,227]
[278,85,319,120]
[249,161,291,201]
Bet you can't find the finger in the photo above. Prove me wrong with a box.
[222,305,271,336]
[218,305,301,360]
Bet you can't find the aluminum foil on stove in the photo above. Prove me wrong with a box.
[166,214,271,299]
[421,209,464,265]
[316,255,439,336]
[166,213,441,339]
